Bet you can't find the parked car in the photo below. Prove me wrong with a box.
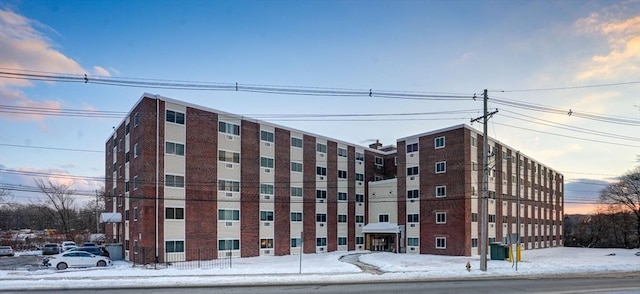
[43,251,111,270]
[42,243,61,255]
[0,246,14,257]
[82,242,96,247]
[61,241,76,251]
[68,246,106,256]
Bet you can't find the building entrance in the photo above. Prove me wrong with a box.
[366,233,396,252]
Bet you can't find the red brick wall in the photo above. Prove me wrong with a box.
[185,107,218,259]
[396,141,407,247]
[347,146,356,251]
[302,134,317,253]
[274,127,291,256]
[326,141,338,252]
[240,120,260,257]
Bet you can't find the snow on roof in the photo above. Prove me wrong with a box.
[362,223,400,233]
[100,213,122,223]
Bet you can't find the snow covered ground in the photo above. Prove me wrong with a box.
[1,247,639,291]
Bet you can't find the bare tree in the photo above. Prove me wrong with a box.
[0,188,12,204]
[599,166,640,248]
[34,178,77,236]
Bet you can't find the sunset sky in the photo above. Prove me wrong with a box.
[0,0,638,214]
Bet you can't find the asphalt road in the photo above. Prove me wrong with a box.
[6,275,640,294]
[0,255,44,271]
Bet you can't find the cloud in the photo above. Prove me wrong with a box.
[0,8,112,123]
[573,13,640,81]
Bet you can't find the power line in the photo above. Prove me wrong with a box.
[500,81,640,92]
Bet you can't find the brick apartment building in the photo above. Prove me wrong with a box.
[104,93,563,263]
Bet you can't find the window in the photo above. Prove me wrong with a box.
[407,166,419,176]
[407,214,419,223]
[355,215,364,223]
[355,194,364,202]
[260,239,273,249]
[165,207,185,220]
[316,213,327,222]
[133,176,138,190]
[471,238,478,247]
[338,148,347,157]
[291,238,302,248]
[316,190,327,199]
[356,237,364,244]
[218,180,240,192]
[134,112,139,127]
[407,189,419,199]
[316,143,327,153]
[436,237,446,249]
[338,214,347,223]
[166,142,185,156]
[125,152,130,163]
[355,173,364,181]
[471,136,477,147]
[338,237,347,246]
[378,214,389,222]
[436,212,447,224]
[218,239,240,250]
[355,152,364,161]
[133,207,139,221]
[291,212,303,222]
[165,240,184,253]
[291,162,303,172]
[434,136,445,149]
[407,238,419,246]
[218,209,240,221]
[316,166,327,176]
[406,143,419,153]
[165,175,184,188]
[489,214,496,223]
[125,210,129,220]
[436,186,446,198]
[260,211,274,221]
[338,170,347,179]
[435,161,446,173]
[338,192,347,201]
[316,238,327,246]
[134,143,139,158]
[260,130,274,142]
[125,123,130,135]
[219,150,240,163]
[125,181,130,192]
[261,157,274,168]
[260,184,274,195]
[375,156,384,166]
[219,121,240,135]
[166,110,185,125]
[471,212,478,222]
[291,187,303,197]
[291,137,303,148]
[472,161,478,171]
[133,240,138,254]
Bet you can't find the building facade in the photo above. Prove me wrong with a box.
[104,93,563,263]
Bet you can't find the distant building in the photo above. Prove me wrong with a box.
[104,93,564,263]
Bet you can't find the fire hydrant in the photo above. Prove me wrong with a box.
[466,261,471,272]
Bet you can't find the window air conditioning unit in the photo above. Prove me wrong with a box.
[319,176,324,180]
[319,223,325,227]
[264,222,271,226]
[358,245,362,249]
[490,224,494,228]
[226,163,233,169]
[264,250,270,254]
[410,199,415,203]
[226,192,233,197]
[358,161,362,165]
[319,199,324,203]
[225,251,232,257]
[264,142,271,147]
[410,153,414,157]
[410,176,415,180]
[265,168,271,173]
[358,203,362,206]
[226,135,233,141]
[358,224,362,227]
[225,222,233,227]
[410,247,415,251]
[410,224,416,228]
[319,153,325,157]
[320,247,324,251]
[264,195,271,200]
[358,182,362,185]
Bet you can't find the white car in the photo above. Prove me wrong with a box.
[43,251,111,270]
[61,241,76,251]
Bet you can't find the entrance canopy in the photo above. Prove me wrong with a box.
[100,212,122,223]
[362,223,400,234]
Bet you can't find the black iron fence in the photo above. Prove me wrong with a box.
[132,248,232,270]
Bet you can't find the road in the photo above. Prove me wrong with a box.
[6,275,640,294]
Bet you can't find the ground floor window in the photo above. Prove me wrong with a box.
[356,237,364,244]
[316,237,327,246]
[436,237,446,249]
[260,239,273,249]
[291,238,302,248]
[165,240,185,253]
[407,237,419,246]
[219,239,240,250]
[338,237,347,245]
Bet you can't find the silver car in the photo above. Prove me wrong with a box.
[0,246,14,257]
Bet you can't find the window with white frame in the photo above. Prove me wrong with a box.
[407,214,419,223]
[407,166,419,176]
[219,150,240,163]
[218,209,240,221]
[260,239,273,249]
[355,152,364,161]
[338,214,347,223]
[338,237,347,246]
[378,214,389,222]
[436,212,447,224]
[338,192,347,201]
[260,184,274,195]
[134,112,139,127]
[166,141,185,156]
[218,180,240,192]
[133,176,138,190]
[434,136,445,149]
[260,211,274,221]
[435,237,446,249]
[134,143,139,158]
[316,166,327,176]
[218,239,240,250]
[165,240,184,253]
[316,213,327,222]
[471,238,478,247]
[471,136,477,147]
[407,189,419,199]
[261,157,274,168]
[356,237,364,244]
[291,187,303,197]
[165,207,184,220]
[355,215,364,223]
[316,238,327,246]
[338,170,347,179]
[165,174,184,187]
[375,156,384,166]
[166,110,185,125]
[355,173,364,181]
[290,212,302,222]
[316,190,327,199]
[316,143,327,153]
[291,238,302,247]
[435,161,446,173]
[436,185,446,198]
[133,207,138,221]
[406,143,419,153]
[219,121,240,135]
[291,162,303,172]
[355,194,364,202]
[338,148,347,157]
[407,237,419,246]
[291,137,303,148]
[260,130,274,142]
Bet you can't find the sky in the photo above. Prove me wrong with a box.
[1,247,640,290]
[0,0,638,214]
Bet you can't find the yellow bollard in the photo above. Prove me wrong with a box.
[508,246,512,262]
[516,245,522,262]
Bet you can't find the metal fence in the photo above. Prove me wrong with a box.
[132,248,232,270]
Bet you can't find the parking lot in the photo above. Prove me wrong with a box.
[0,254,45,271]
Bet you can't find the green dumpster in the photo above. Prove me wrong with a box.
[490,242,507,260]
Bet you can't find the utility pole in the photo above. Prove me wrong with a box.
[471,89,498,272]
[516,150,521,271]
